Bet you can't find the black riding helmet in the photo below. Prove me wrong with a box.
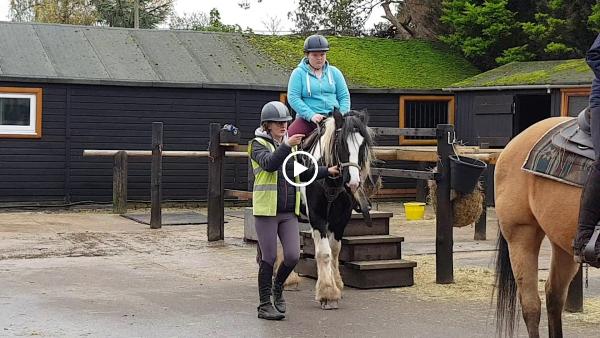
[304,34,330,52]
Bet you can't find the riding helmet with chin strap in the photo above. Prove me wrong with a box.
[260,101,292,123]
[304,34,330,52]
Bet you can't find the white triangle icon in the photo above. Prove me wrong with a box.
[293,161,309,178]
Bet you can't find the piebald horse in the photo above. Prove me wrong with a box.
[494,117,582,337]
[301,109,374,309]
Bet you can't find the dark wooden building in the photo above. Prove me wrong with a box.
[0,22,468,204]
[445,59,593,148]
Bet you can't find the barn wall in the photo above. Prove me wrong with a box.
[454,89,550,146]
[0,82,68,202]
[0,82,279,203]
[0,82,415,203]
[67,85,278,202]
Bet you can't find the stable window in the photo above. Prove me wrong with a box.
[399,95,455,145]
[560,88,590,117]
[0,87,43,138]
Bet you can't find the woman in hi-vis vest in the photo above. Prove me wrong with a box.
[249,101,339,320]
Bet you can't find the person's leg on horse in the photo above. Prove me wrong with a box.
[574,36,600,266]
[287,117,316,137]
[272,213,300,313]
[255,216,285,320]
[574,107,600,266]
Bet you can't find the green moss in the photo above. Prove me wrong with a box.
[451,59,593,88]
[552,59,589,73]
[245,35,479,89]
[485,70,550,86]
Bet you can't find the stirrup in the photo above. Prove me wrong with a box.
[583,225,600,267]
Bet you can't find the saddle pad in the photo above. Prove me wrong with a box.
[555,120,595,157]
[523,120,594,187]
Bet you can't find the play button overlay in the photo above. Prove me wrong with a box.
[282,151,318,187]
[293,161,309,178]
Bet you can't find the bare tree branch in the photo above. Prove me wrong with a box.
[261,15,282,35]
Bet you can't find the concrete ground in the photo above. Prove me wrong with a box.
[0,203,599,337]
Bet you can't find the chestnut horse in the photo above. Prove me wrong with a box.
[494,117,582,338]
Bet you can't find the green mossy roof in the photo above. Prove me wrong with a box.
[449,59,593,88]
[246,35,480,90]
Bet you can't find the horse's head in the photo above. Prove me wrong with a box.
[315,109,375,223]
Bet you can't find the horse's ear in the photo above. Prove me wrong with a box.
[358,109,369,125]
[333,109,344,128]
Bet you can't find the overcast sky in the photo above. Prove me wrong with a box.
[0,0,385,33]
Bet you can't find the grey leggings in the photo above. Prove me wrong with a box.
[254,212,300,267]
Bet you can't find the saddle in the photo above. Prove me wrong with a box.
[300,121,327,151]
[551,108,595,161]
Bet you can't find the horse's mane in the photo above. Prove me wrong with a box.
[319,110,375,175]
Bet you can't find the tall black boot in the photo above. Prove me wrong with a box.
[574,163,600,267]
[257,261,284,320]
[272,263,296,313]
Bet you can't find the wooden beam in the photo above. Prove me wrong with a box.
[371,127,437,137]
[112,151,128,214]
[371,168,436,180]
[84,147,500,165]
[150,122,163,229]
[436,124,454,284]
[224,189,252,200]
[207,123,225,241]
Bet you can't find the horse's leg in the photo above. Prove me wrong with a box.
[505,224,545,338]
[545,243,579,338]
[328,199,352,295]
[328,233,343,292]
[313,229,340,309]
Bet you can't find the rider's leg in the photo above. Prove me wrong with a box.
[287,118,316,137]
[574,107,600,266]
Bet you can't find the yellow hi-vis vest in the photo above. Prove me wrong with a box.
[248,137,301,216]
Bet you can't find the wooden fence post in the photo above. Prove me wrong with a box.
[415,161,429,202]
[207,123,225,241]
[474,168,487,241]
[436,124,454,284]
[565,264,583,312]
[112,150,128,214]
[150,122,163,229]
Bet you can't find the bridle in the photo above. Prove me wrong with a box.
[311,120,366,215]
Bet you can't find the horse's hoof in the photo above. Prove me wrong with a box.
[320,300,339,310]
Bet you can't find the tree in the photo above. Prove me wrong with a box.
[287,0,445,38]
[441,0,519,69]
[92,0,173,28]
[262,15,282,35]
[9,0,37,22]
[288,0,377,36]
[169,8,243,33]
[442,0,600,69]
[9,0,172,28]
[169,11,208,31]
[9,0,98,25]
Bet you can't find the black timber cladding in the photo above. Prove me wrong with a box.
[0,83,66,202]
[454,89,557,147]
[0,82,414,203]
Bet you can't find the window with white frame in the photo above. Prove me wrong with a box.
[0,88,42,138]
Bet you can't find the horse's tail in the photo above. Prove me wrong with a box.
[494,229,517,338]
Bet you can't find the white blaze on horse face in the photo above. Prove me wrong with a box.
[346,132,363,192]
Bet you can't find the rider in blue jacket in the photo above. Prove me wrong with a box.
[574,34,600,267]
[287,34,351,137]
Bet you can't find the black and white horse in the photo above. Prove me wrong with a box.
[301,109,375,309]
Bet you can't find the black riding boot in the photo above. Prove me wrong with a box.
[573,162,600,267]
[272,263,296,313]
[257,261,284,320]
